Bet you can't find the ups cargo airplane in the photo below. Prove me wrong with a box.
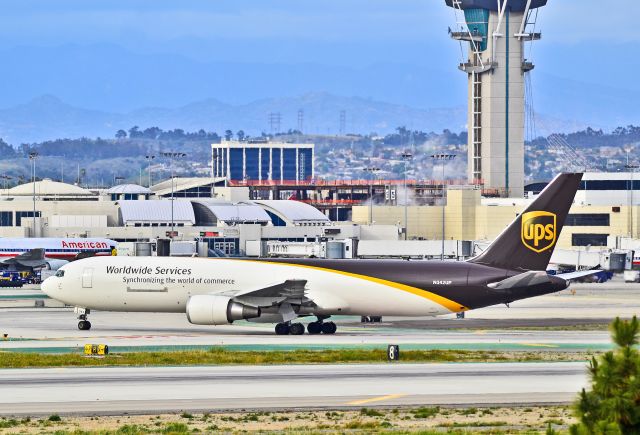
[43,173,594,335]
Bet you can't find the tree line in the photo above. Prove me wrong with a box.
[5,124,638,161]
[116,126,221,141]
[529,125,640,150]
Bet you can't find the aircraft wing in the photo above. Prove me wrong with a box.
[231,279,312,308]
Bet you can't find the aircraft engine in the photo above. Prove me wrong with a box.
[186,295,261,325]
[44,259,69,271]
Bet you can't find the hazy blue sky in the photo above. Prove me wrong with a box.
[0,1,637,117]
[1,1,634,44]
[1,1,635,67]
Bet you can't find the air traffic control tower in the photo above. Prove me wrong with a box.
[445,0,546,197]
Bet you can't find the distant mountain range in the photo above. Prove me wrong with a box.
[0,43,636,144]
[0,93,594,145]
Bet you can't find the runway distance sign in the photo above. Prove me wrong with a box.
[388,345,400,361]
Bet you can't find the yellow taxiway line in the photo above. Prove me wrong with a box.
[346,394,407,406]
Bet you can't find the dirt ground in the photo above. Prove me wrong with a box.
[0,405,577,434]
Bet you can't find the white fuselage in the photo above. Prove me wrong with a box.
[0,238,116,260]
[42,256,452,318]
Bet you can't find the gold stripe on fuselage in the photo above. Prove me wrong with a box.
[238,259,469,313]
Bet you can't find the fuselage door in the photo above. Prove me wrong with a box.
[82,268,93,288]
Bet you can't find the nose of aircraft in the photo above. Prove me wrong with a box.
[41,275,59,299]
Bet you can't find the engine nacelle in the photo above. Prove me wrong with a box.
[186,295,261,325]
[45,259,69,271]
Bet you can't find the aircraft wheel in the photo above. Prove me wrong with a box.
[275,323,290,335]
[78,320,90,330]
[307,322,322,335]
[321,322,337,334]
[85,321,92,330]
[289,323,305,336]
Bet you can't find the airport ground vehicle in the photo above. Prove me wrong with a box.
[43,173,595,334]
[0,271,25,287]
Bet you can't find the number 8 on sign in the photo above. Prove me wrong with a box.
[388,345,399,361]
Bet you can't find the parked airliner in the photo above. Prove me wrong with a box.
[0,238,116,272]
[43,174,593,334]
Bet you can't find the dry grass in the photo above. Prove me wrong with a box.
[0,347,595,368]
[0,406,576,434]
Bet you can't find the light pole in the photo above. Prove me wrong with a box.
[431,154,456,260]
[28,152,39,237]
[402,152,413,240]
[145,155,156,187]
[626,163,639,238]
[1,174,11,195]
[161,152,187,236]
[364,167,380,225]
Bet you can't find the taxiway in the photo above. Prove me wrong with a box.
[0,362,587,416]
[1,282,636,352]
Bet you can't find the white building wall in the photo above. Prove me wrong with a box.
[48,215,108,228]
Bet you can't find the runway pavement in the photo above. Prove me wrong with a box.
[0,362,588,416]
[0,282,636,352]
[0,283,619,417]
[0,307,613,352]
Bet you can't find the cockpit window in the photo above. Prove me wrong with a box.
[55,270,65,278]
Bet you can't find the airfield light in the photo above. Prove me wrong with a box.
[364,167,381,225]
[431,153,456,260]
[161,152,188,235]
[401,152,413,240]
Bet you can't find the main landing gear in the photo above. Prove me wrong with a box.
[307,320,336,335]
[275,322,304,335]
[76,307,92,331]
[274,319,337,335]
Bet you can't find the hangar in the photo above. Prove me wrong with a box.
[191,201,271,226]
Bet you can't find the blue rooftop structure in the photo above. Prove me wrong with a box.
[445,0,547,12]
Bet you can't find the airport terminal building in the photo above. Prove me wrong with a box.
[1,172,639,262]
[0,178,391,258]
[350,172,640,251]
[212,140,314,184]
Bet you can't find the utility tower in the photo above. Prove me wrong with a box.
[268,112,282,134]
[446,0,547,197]
[297,109,304,133]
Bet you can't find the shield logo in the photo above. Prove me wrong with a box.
[521,211,557,253]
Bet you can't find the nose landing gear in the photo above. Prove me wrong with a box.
[75,307,92,331]
[78,319,91,330]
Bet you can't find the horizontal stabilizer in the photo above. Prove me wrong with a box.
[1,249,46,268]
[488,270,550,290]
[556,269,602,281]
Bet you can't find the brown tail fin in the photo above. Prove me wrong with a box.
[469,173,583,271]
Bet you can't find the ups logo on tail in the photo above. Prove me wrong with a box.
[521,211,557,253]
